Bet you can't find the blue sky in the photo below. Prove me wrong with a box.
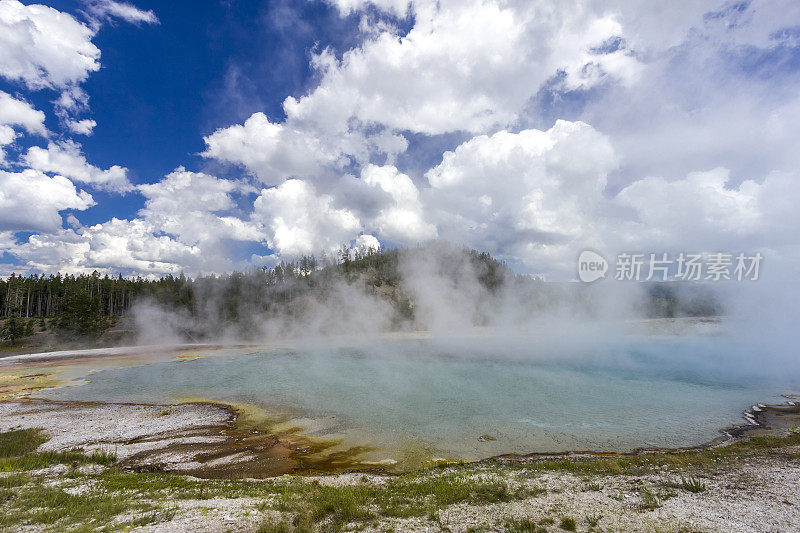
[3,1,363,208]
[1,0,800,279]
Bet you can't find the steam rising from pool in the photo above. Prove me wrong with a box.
[42,332,799,461]
[83,244,800,462]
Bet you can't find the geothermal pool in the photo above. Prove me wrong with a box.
[39,333,798,462]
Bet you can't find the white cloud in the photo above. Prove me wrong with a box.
[0,0,100,90]
[0,91,47,163]
[5,167,265,276]
[252,179,362,257]
[288,0,641,136]
[66,118,97,135]
[201,112,342,185]
[79,219,199,275]
[615,168,760,245]
[0,1,157,143]
[547,0,800,190]
[415,121,800,278]
[6,221,200,277]
[423,121,616,271]
[201,0,641,184]
[53,86,89,114]
[361,164,437,244]
[83,0,159,26]
[23,140,133,192]
[0,126,15,149]
[354,233,381,252]
[613,168,800,254]
[137,167,260,245]
[0,90,46,134]
[0,126,15,165]
[0,168,94,233]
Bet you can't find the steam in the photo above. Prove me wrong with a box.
[130,242,716,343]
[123,240,799,393]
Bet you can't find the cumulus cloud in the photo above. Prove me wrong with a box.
[328,0,410,16]
[290,0,641,135]
[0,91,47,163]
[137,167,260,245]
[0,0,100,89]
[52,86,98,135]
[412,121,800,278]
[613,168,800,254]
[542,0,800,189]
[23,140,133,193]
[201,112,343,185]
[360,164,437,244]
[0,126,15,163]
[79,218,199,274]
[0,169,94,233]
[201,0,640,184]
[4,0,800,282]
[0,91,46,135]
[6,221,199,277]
[65,118,97,135]
[422,121,616,272]
[252,179,362,257]
[5,167,263,276]
[0,1,157,144]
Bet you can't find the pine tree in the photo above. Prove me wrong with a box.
[1,316,25,346]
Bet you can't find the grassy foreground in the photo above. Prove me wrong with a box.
[0,428,798,532]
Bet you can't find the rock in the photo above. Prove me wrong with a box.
[77,464,107,475]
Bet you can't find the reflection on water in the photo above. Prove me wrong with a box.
[41,335,798,461]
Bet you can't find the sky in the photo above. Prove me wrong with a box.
[1,0,800,280]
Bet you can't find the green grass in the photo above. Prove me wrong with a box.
[0,428,117,472]
[271,473,536,529]
[679,476,707,493]
[0,449,117,472]
[0,428,48,457]
[0,429,129,530]
[0,428,797,531]
[27,470,533,532]
[256,517,292,533]
[559,516,577,531]
[0,479,165,532]
[586,512,602,527]
[486,431,800,477]
[637,489,662,511]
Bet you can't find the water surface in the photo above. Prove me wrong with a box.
[41,334,798,461]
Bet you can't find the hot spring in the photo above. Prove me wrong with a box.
[35,328,799,465]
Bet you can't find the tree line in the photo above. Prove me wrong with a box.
[0,243,719,346]
[0,245,509,343]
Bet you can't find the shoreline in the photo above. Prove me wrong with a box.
[0,335,796,478]
[1,397,798,533]
[1,393,797,479]
[1,369,798,531]
[0,340,797,478]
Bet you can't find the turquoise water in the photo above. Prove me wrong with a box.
[41,334,798,460]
